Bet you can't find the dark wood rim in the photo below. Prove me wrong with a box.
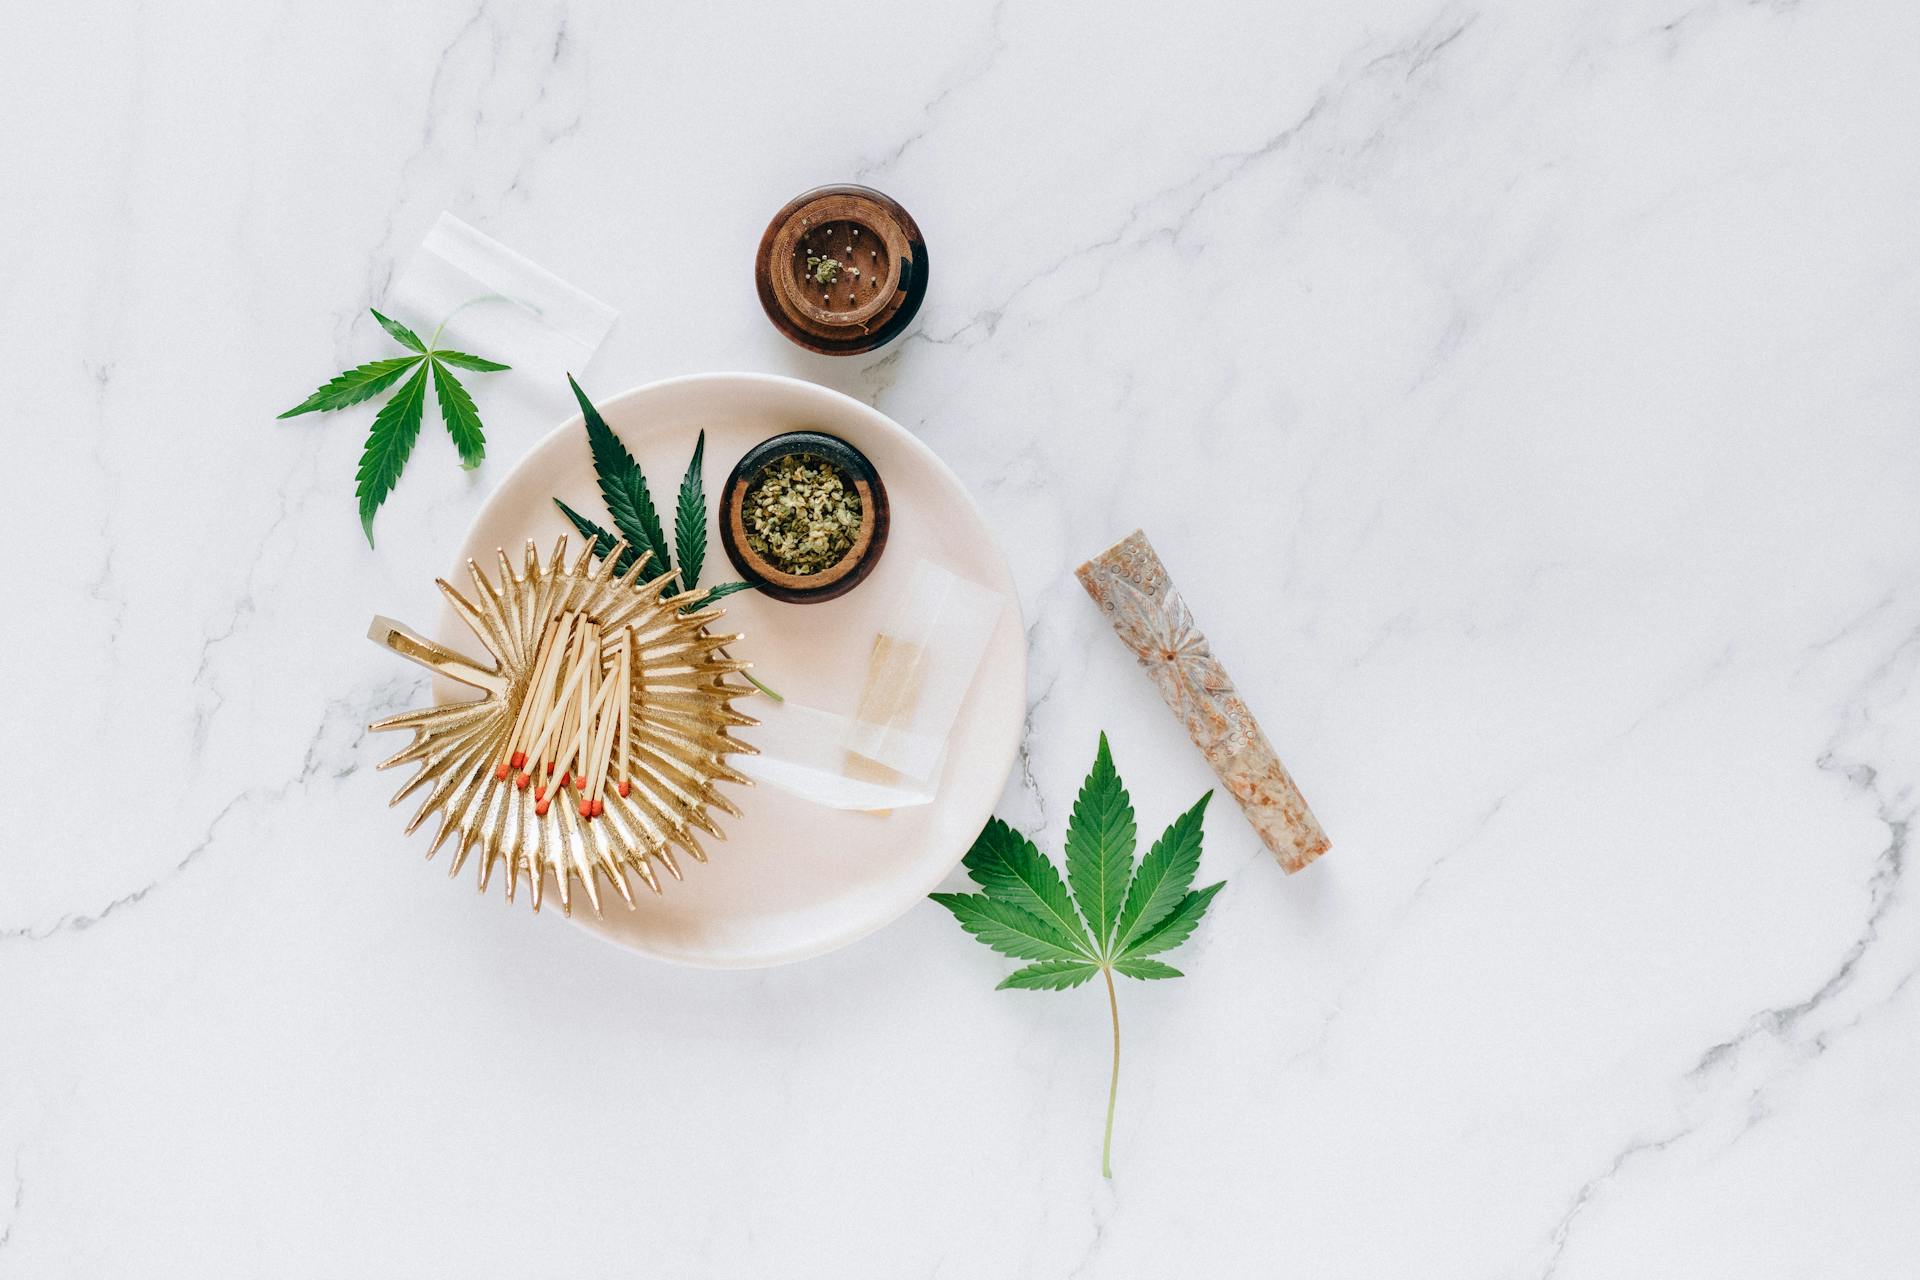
[754,185,929,356]
[719,431,891,603]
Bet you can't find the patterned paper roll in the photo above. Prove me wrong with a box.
[1076,530,1330,874]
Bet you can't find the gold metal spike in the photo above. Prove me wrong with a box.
[367,536,756,915]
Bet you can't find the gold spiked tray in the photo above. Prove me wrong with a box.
[368,537,756,915]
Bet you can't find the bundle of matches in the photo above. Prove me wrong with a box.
[493,610,637,820]
[371,535,756,917]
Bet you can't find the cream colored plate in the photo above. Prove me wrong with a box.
[445,373,1026,967]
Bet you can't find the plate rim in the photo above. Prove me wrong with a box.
[450,370,1027,968]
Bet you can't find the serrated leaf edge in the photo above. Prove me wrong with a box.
[354,361,431,546]
[998,959,1102,991]
[431,348,510,372]
[370,308,426,353]
[553,499,642,576]
[1121,881,1225,961]
[278,354,424,419]
[1113,957,1184,981]
[570,374,670,576]
[930,892,1088,963]
[965,818,1095,958]
[1064,732,1139,956]
[674,430,707,595]
[1113,792,1211,955]
[429,358,486,469]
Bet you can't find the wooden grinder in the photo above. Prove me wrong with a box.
[755,185,928,355]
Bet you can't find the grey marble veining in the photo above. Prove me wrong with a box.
[3,0,1918,1275]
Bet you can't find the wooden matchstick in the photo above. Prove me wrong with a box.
[495,618,552,778]
[582,624,603,779]
[564,634,601,792]
[560,621,595,782]
[597,642,630,807]
[527,680,578,799]
[583,692,608,813]
[533,612,581,729]
[524,622,598,796]
[579,667,618,794]
[498,615,565,778]
[583,679,621,817]
[567,669,623,816]
[615,630,633,799]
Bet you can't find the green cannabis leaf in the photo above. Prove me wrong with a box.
[553,498,747,620]
[431,349,510,372]
[432,359,486,470]
[553,376,778,699]
[279,307,510,545]
[352,362,431,544]
[931,733,1223,1178]
[569,374,671,579]
[372,308,427,353]
[674,431,707,596]
[683,579,756,613]
[553,498,636,574]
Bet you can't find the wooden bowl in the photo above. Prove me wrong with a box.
[719,431,890,603]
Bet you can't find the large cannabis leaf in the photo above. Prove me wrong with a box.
[569,373,670,580]
[279,308,509,545]
[931,733,1224,1177]
[551,376,771,695]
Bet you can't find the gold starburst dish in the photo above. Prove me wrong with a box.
[368,536,757,915]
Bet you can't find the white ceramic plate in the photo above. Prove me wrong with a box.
[443,373,1026,967]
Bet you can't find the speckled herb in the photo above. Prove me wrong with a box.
[806,254,842,285]
[743,453,862,574]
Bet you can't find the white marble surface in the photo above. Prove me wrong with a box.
[4,0,1918,1274]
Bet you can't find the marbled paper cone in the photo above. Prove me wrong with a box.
[1076,529,1330,874]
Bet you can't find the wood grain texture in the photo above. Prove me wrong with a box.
[754,184,928,355]
[1077,529,1330,874]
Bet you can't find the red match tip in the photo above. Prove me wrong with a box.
[510,750,527,769]
[617,780,631,798]
[591,800,605,817]
[559,771,571,787]
[579,800,593,818]
[546,762,555,775]
[515,772,530,789]
[494,763,509,781]
[535,800,550,817]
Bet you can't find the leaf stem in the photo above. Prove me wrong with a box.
[1102,965,1121,1179]
[429,293,511,350]
[742,671,785,702]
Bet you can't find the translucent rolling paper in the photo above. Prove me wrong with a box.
[737,560,1005,811]
[387,213,618,402]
